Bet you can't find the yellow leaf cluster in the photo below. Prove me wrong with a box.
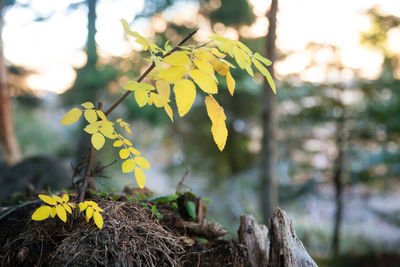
[79,200,104,229]
[32,194,75,223]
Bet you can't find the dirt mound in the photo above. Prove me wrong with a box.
[0,194,247,266]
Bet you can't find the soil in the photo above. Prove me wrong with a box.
[0,191,248,267]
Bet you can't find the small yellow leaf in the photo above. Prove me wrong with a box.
[211,121,228,151]
[38,194,57,205]
[68,203,76,208]
[62,194,69,203]
[211,59,229,76]
[52,195,63,203]
[63,203,72,214]
[226,71,235,96]
[61,108,82,125]
[99,123,116,139]
[81,102,94,109]
[205,96,226,123]
[84,109,97,124]
[164,103,174,122]
[174,79,196,117]
[211,48,225,58]
[155,80,170,100]
[163,51,190,66]
[122,159,135,173]
[194,48,214,61]
[96,110,107,121]
[254,52,272,66]
[190,69,218,94]
[93,206,104,212]
[32,206,51,221]
[51,207,57,218]
[84,123,99,134]
[86,206,94,219]
[125,126,132,134]
[129,147,141,155]
[252,58,268,76]
[159,66,187,83]
[92,132,105,150]
[87,201,98,207]
[134,157,151,170]
[123,139,133,146]
[119,148,130,159]
[193,59,214,75]
[79,202,88,211]
[113,140,123,147]
[134,87,149,107]
[135,167,146,189]
[264,68,276,95]
[56,205,67,223]
[93,211,103,229]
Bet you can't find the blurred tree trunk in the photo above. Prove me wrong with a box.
[259,0,278,225]
[86,0,98,70]
[331,118,345,257]
[0,5,21,166]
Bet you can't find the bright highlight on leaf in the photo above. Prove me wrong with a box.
[174,79,196,117]
[61,108,82,125]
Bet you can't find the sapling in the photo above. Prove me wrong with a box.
[31,20,276,229]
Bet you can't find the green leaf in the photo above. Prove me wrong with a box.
[264,68,276,95]
[185,201,196,221]
[254,52,272,66]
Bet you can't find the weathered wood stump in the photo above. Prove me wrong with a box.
[238,207,317,267]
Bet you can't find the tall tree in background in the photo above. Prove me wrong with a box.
[259,0,278,224]
[0,0,21,166]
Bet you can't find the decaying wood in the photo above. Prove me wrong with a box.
[238,214,269,267]
[268,207,317,267]
[182,221,228,240]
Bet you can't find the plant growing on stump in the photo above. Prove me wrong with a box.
[31,20,276,229]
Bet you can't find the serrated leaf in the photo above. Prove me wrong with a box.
[81,102,94,109]
[174,79,196,117]
[193,59,214,75]
[79,202,88,211]
[265,68,276,95]
[84,109,97,124]
[159,66,187,83]
[226,71,235,96]
[134,157,150,170]
[92,132,105,150]
[184,201,196,221]
[61,108,82,125]
[122,159,135,173]
[52,195,63,203]
[135,167,146,189]
[62,194,69,203]
[254,52,272,66]
[211,121,228,151]
[134,87,149,107]
[56,205,67,222]
[86,206,94,219]
[155,80,170,100]
[164,103,174,122]
[39,194,57,205]
[190,69,217,94]
[32,205,51,221]
[205,96,226,123]
[93,211,103,229]
[164,51,190,66]
[63,203,72,214]
[129,147,141,155]
[119,148,130,159]
[113,140,123,147]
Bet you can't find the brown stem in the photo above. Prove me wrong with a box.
[77,28,198,201]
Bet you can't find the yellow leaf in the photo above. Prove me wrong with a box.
[254,52,272,66]
[211,48,225,58]
[193,59,214,75]
[205,96,226,123]
[159,66,187,83]
[38,194,57,205]
[79,202,88,211]
[60,108,82,125]
[123,139,132,146]
[129,147,141,155]
[93,211,103,229]
[84,109,97,124]
[135,167,146,189]
[252,57,268,76]
[84,122,99,134]
[113,140,123,147]
[92,132,105,150]
[265,68,276,95]
[52,195,63,203]
[232,46,248,70]
[226,71,235,96]
[51,207,57,218]
[122,159,135,173]
[164,103,174,122]
[190,69,218,94]
[32,205,51,221]
[134,156,151,170]
[62,194,69,203]
[119,148,130,159]
[173,79,196,117]
[155,80,170,100]
[63,203,72,214]
[163,51,190,66]
[211,121,228,151]
[56,205,67,223]
[99,123,116,139]
[120,19,141,38]
[68,203,76,208]
[81,102,94,109]
[194,48,214,61]
[149,93,166,108]
[134,87,149,107]
[96,110,107,121]
[87,201,98,207]
[86,206,94,219]
[211,59,229,76]
[93,206,104,212]
[125,126,132,134]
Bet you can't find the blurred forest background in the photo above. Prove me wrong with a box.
[1,0,400,265]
